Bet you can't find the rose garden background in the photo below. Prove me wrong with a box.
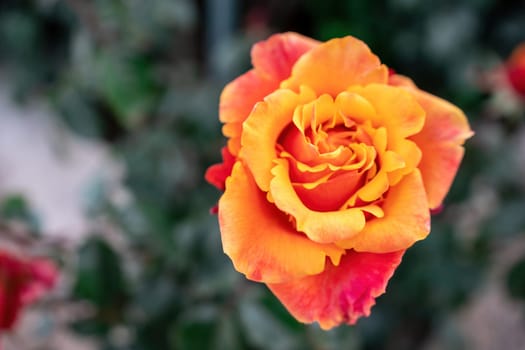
[1,0,525,349]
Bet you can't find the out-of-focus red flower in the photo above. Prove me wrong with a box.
[506,42,525,99]
[0,250,57,331]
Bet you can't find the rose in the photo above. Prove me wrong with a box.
[0,250,57,331]
[206,33,472,329]
[505,42,525,99]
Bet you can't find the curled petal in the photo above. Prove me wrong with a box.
[282,151,332,184]
[282,36,385,95]
[268,249,405,330]
[279,126,320,165]
[336,169,430,252]
[293,170,364,212]
[408,89,474,208]
[270,159,367,243]
[356,171,389,202]
[384,139,422,186]
[347,84,426,139]
[334,91,377,124]
[219,162,345,284]
[241,88,314,191]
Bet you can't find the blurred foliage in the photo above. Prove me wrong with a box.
[1,0,525,349]
[72,237,128,334]
[507,257,525,300]
[0,194,41,234]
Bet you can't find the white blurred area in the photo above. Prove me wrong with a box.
[0,82,118,350]
[0,82,122,240]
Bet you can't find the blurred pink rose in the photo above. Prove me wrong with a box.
[505,42,525,99]
[0,250,57,331]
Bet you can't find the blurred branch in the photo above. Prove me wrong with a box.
[0,220,35,246]
[0,221,69,254]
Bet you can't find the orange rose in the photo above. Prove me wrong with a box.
[206,32,473,329]
[506,42,525,99]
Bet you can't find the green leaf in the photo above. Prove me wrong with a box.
[53,86,104,138]
[72,237,128,329]
[507,256,525,300]
[94,53,158,129]
[169,304,218,350]
[0,194,41,233]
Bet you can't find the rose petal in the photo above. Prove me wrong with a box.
[279,125,321,165]
[205,146,236,191]
[252,32,319,81]
[359,65,389,85]
[219,70,278,154]
[220,31,317,124]
[356,171,389,202]
[334,91,377,125]
[388,73,417,88]
[282,36,385,96]
[408,89,474,209]
[241,88,314,191]
[292,94,336,133]
[268,249,405,330]
[336,169,430,252]
[282,151,332,184]
[293,170,364,212]
[219,33,319,155]
[384,139,422,186]
[270,159,367,243]
[219,162,345,283]
[347,84,426,139]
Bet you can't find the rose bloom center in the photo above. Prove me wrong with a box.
[276,92,388,213]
